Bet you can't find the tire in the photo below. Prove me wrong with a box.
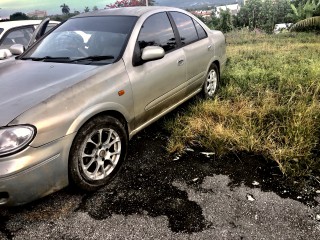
[69,115,128,191]
[203,63,219,99]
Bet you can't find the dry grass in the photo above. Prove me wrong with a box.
[165,30,320,178]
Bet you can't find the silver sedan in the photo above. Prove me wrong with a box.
[0,6,226,206]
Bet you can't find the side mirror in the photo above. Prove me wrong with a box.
[141,46,165,61]
[9,44,24,55]
[0,49,12,59]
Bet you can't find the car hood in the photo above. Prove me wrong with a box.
[0,60,99,126]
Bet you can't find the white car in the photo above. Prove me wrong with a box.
[273,23,293,34]
[0,20,60,61]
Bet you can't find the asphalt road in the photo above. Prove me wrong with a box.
[1,121,320,239]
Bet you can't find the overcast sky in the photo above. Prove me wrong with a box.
[0,0,115,18]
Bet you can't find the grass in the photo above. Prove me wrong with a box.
[165,30,320,178]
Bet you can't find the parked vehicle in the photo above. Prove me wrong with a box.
[0,20,60,61]
[273,23,293,34]
[0,7,226,206]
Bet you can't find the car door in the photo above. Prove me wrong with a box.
[27,18,50,48]
[0,26,34,50]
[125,12,187,129]
[169,12,213,92]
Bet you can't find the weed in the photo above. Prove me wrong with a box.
[166,31,320,178]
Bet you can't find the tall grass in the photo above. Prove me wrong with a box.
[165,30,320,178]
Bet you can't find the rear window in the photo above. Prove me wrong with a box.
[170,12,198,46]
[193,20,207,39]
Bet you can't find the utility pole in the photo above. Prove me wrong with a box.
[146,1,148,7]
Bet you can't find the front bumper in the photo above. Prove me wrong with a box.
[0,133,76,206]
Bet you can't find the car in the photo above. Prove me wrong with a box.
[0,6,226,206]
[273,23,293,34]
[0,20,60,62]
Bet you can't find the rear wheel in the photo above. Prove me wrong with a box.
[203,63,219,99]
[69,115,128,191]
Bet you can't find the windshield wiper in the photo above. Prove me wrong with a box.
[69,55,114,62]
[21,56,70,62]
[21,55,114,63]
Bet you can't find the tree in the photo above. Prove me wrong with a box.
[60,3,70,14]
[92,6,99,11]
[234,0,294,32]
[289,0,320,32]
[84,6,90,12]
[290,0,320,19]
[217,9,233,32]
[290,16,320,31]
[10,12,29,21]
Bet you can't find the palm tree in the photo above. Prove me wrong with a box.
[289,0,320,31]
[290,16,320,31]
[290,0,320,19]
[84,6,90,12]
[60,3,70,14]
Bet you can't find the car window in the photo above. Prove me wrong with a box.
[23,16,137,65]
[170,12,198,46]
[137,12,177,53]
[0,28,3,35]
[45,23,58,33]
[193,19,207,40]
[0,27,34,49]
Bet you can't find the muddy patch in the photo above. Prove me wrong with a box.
[76,128,212,233]
[1,108,319,235]
[76,120,319,233]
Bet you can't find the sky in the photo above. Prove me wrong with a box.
[0,0,115,18]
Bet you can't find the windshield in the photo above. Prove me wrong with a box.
[22,16,137,65]
[0,28,3,35]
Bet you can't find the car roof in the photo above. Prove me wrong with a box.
[74,6,183,18]
[0,20,42,30]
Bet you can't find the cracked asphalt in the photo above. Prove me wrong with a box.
[1,118,320,239]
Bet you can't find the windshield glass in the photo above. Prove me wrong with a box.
[23,16,137,65]
[0,28,3,35]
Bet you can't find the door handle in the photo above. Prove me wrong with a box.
[177,59,184,66]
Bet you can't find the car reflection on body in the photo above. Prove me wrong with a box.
[0,7,226,206]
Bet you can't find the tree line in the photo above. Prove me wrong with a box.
[198,0,320,33]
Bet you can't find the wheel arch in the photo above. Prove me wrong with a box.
[209,60,220,77]
[66,102,133,138]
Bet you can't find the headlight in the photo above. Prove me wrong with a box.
[0,125,36,157]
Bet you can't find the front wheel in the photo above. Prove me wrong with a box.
[69,115,128,191]
[203,64,219,99]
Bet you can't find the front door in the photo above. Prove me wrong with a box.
[126,12,187,129]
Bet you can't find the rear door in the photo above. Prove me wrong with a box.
[169,12,213,92]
